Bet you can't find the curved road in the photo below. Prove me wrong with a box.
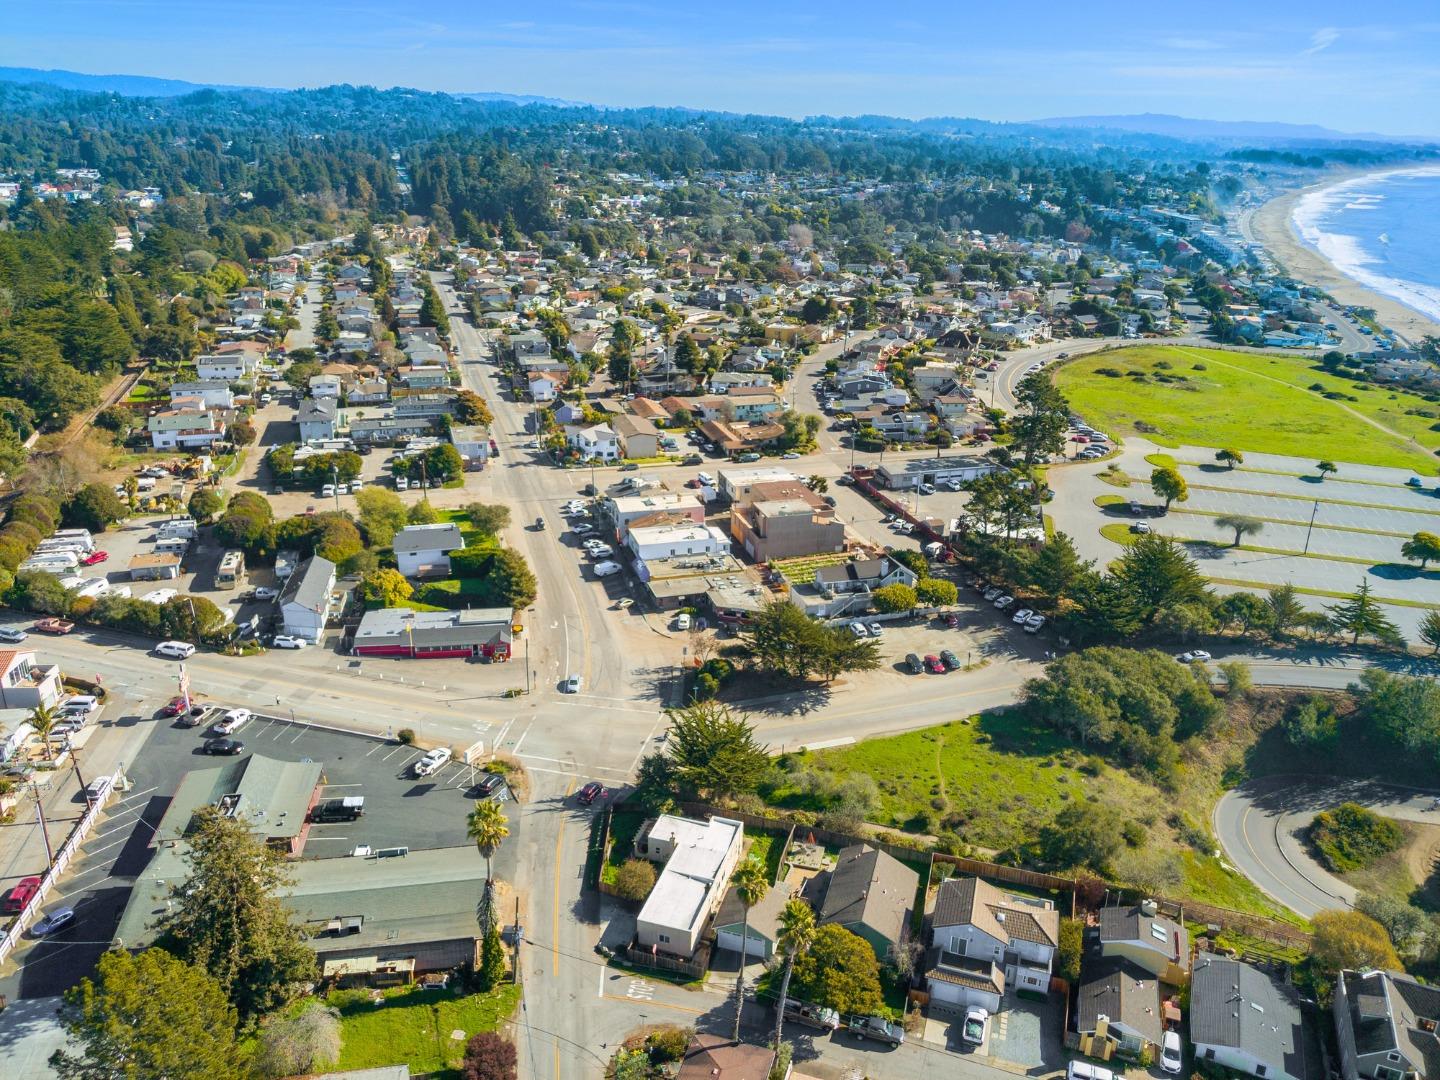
[1215,776,1440,918]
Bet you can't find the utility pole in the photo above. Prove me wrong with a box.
[1303,498,1320,554]
[332,463,341,511]
[32,783,55,869]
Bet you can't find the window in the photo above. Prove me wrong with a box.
[1204,1050,1216,1061]
[1256,1068,1266,1077]
[658,934,670,944]
[1388,1054,1403,1064]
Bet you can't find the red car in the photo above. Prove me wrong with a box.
[2,875,41,915]
[945,614,960,629]
[157,695,189,718]
[577,782,608,806]
[82,550,109,566]
[924,654,946,674]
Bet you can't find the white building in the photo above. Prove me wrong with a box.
[278,556,336,643]
[716,466,798,503]
[566,423,620,461]
[393,523,465,579]
[168,381,236,410]
[634,815,744,958]
[195,352,257,382]
[626,523,729,562]
[606,492,707,540]
[926,876,1059,1012]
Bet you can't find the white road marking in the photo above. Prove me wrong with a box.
[510,724,532,756]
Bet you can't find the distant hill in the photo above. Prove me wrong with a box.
[0,66,582,107]
[1028,112,1431,144]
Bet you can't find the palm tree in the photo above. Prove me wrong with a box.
[771,898,816,1050]
[29,702,59,761]
[466,799,510,884]
[729,857,770,1042]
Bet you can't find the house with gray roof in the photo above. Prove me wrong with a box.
[297,397,339,443]
[153,753,323,855]
[929,875,1059,1003]
[1076,953,1165,1062]
[812,555,918,597]
[816,843,918,960]
[1194,953,1308,1080]
[1098,901,1190,984]
[279,555,336,643]
[1335,968,1440,1080]
[713,883,791,961]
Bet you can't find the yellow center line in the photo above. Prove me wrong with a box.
[601,994,707,1015]
[553,777,576,979]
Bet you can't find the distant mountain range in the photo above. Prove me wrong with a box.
[1030,112,1434,144]
[0,65,582,109]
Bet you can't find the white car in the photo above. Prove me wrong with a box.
[572,523,595,536]
[587,544,614,559]
[592,561,622,577]
[563,674,582,693]
[868,622,883,637]
[849,621,870,638]
[994,595,1015,610]
[214,708,252,735]
[155,640,196,660]
[413,746,453,777]
[1012,608,1034,624]
[321,484,336,497]
[253,586,279,601]
[982,587,1003,601]
[675,613,692,631]
[781,452,801,460]
[1024,614,1047,633]
[1177,650,1212,664]
[395,476,409,490]
[271,635,307,649]
[1160,1031,1183,1075]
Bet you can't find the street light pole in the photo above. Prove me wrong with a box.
[1303,498,1320,554]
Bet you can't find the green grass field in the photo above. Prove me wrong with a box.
[326,984,520,1076]
[1053,346,1440,470]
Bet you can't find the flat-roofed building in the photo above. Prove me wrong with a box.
[634,814,744,958]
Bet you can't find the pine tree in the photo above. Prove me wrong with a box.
[1326,581,1401,645]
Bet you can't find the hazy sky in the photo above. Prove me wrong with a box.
[8,0,1440,134]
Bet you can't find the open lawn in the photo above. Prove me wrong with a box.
[327,984,520,1077]
[771,712,1158,853]
[1053,345,1440,470]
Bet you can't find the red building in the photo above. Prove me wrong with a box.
[351,607,514,660]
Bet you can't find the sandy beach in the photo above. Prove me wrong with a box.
[1250,170,1440,346]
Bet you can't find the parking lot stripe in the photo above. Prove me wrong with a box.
[320,782,364,789]
[364,742,385,757]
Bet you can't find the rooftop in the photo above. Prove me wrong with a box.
[154,753,324,845]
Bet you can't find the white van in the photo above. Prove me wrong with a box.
[1067,1062,1115,1080]
[696,472,715,488]
[592,561,622,578]
[61,695,100,717]
[155,640,196,659]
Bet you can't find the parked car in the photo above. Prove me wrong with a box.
[1177,650,1212,664]
[213,709,252,735]
[577,781,608,806]
[413,746,453,777]
[781,998,841,1032]
[2,875,41,915]
[940,649,961,670]
[1024,615,1047,633]
[202,738,246,756]
[619,462,639,472]
[310,796,365,822]
[564,674,583,694]
[850,621,869,638]
[1161,1031,1184,1074]
[1130,522,1152,534]
[154,640,196,659]
[157,695,192,718]
[962,1005,990,1046]
[1012,608,1034,624]
[272,635,307,649]
[848,1015,904,1046]
[0,627,27,643]
[945,614,960,629]
[572,523,595,536]
[253,586,279,601]
[592,561,622,577]
[924,654,946,674]
[675,613,692,631]
[534,516,546,530]
[82,550,109,566]
[982,586,1003,601]
[29,907,77,937]
[994,595,1015,610]
[904,653,924,674]
[35,618,75,635]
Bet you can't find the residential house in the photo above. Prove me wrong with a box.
[928,876,1059,1006]
[1194,953,1308,1080]
[812,555,919,597]
[393,523,465,579]
[697,418,786,456]
[730,490,845,562]
[348,379,390,405]
[676,1035,775,1080]
[1075,952,1165,1062]
[626,523,729,561]
[400,364,450,390]
[911,363,964,401]
[449,424,491,469]
[627,397,672,425]
[566,423,621,462]
[716,467,799,503]
[278,556,336,644]
[297,398,339,443]
[195,352,257,382]
[708,372,774,394]
[0,649,63,710]
[168,381,235,410]
[712,884,791,961]
[1334,968,1440,1080]
[393,393,456,420]
[634,814,745,958]
[612,415,660,459]
[351,416,436,445]
[1096,902,1190,984]
[722,386,784,421]
[148,405,227,451]
[528,372,562,402]
[309,374,343,399]
[816,843,919,960]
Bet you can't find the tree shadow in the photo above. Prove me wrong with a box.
[1182,541,1231,561]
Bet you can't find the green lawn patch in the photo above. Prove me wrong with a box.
[745,832,786,883]
[601,810,646,887]
[1054,346,1439,469]
[1310,802,1404,873]
[771,712,1155,853]
[1094,494,1125,507]
[1099,523,1140,546]
[1145,453,1177,470]
[1179,852,1307,927]
[327,984,520,1076]
[771,553,852,585]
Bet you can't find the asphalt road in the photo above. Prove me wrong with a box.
[1214,776,1440,918]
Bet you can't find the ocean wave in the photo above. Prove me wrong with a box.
[1292,169,1440,325]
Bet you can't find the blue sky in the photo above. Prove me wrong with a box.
[8,1,1440,134]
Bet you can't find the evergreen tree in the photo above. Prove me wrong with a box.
[1326,581,1401,645]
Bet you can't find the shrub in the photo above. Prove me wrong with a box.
[612,858,657,902]
[645,1027,690,1064]
[396,728,416,745]
[462,1030,518,1080]
[1311,802,1404,873]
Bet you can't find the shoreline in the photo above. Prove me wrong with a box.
[1249,168,1440,347]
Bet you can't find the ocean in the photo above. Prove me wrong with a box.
[1291,166,1440,326]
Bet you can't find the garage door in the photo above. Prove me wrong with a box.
[928,980,1000,1016]
[715,930,768,960]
